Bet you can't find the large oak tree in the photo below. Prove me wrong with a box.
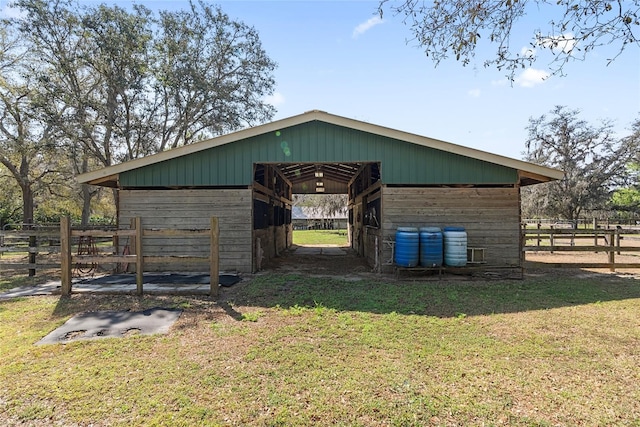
[521,106,639,225]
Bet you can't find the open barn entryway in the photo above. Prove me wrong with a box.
[252,161,382,272]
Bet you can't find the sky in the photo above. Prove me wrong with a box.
[2,0,639,161]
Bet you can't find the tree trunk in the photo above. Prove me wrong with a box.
[81,183,92,226]
[21,183,34,229]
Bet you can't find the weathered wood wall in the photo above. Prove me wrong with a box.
[119,189,253,273]
[379,186,521,271]
[254,225,292,271]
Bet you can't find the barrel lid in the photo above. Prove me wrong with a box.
[419,227,441,232]
[396,227,418,232]
[443,226,465,232]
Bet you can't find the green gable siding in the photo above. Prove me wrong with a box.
[120,121,518,187]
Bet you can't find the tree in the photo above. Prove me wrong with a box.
[609,157,640,218]
[151,0,277,150]
[0,24,63,227]
[521,106,639,226]
[378,0,640,78]
[294,194,347,228]
[13,0,277,223]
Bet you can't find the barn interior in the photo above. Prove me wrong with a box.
[251,161,382,269]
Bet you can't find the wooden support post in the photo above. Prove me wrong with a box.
[28,235,36,276]
[615,229,621,255]
[210,217,219,298]
[135,217,143,295]
[536,222,541,247]
[60,216,72,295]
[608,231,615,272]
[549,225,554,254]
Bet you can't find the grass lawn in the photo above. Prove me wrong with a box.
[1,272,639,426]
[292,229,348,246]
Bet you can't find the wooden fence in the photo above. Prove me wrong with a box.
[0,225,62,276]
[522,225,640,271]
[60,216,219,297]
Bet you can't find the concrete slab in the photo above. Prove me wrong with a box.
[321,247,347,256]
[0,273,241,299]
[293,246,347,256]
[0,282,60,300]
[37,307,182,345]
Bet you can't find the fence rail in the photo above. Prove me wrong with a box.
[1,227,65,276]
[521,226,640,271]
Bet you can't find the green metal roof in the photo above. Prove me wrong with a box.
[78,110,563,188]
[119,120,517,187]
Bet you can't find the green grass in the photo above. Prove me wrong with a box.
[292,229,348,246]
[1,273,640,426]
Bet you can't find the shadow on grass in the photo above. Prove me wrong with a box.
[225,271,640,318]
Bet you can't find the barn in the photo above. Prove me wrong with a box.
[78,110,563,274]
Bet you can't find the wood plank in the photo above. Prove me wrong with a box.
[71,229,135,237]
[60,216,72,295]
[210,217,219,297]
[523,229,640,235]
[524,261,640,269]
[142,229,210,237]
[72,255,137,263]
[523,246,640,252]
[143,256,209,264]
[0,263,60,269]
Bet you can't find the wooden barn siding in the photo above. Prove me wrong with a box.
[119,189,253,273]
[381,187,521,270]
[364,227,382,270]
[254,225,292,271]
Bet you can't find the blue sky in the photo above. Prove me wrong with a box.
[3,0,638,160]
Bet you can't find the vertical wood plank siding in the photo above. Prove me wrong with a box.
[381,187,521,269]
[119,189,253,273]
[119,122,518,187]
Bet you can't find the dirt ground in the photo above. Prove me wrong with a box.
[263,245,373,277]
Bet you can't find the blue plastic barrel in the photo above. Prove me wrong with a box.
[395,227,419,267]
[443,226,467,267]
[419,227,443,267]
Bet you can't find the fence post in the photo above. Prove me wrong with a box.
[28,235,36,277]
[536,222,541,247]
[210,217,219,298]
[549,225,554,254]
[127,218,136,274]
[135,217,143,296]
[608,231,615,272]
[60,216,72,295]
[616,228,621,256]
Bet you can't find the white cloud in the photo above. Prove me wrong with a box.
[515,68,550,88]
[468,89,481,98]
[265,92,285,107]
[0,5,25,19]
[352,16,383,38]
[538,33,577,55]
[520,46,537,59]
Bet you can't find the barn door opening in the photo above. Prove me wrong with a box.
[252,161,381,271]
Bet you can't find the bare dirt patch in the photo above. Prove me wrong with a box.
[263,244,374,277]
